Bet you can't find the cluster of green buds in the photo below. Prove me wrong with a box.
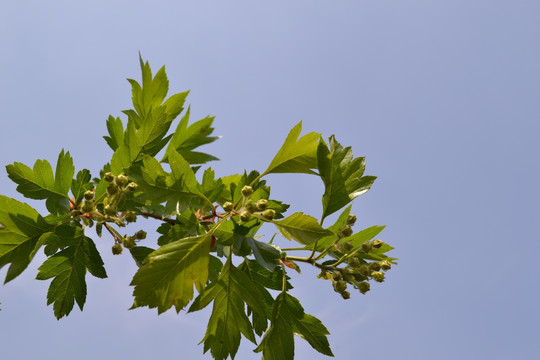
[103,172,139,224]
[222,185,276,222]
[111,230,147,255]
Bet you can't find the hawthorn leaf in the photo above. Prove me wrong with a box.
[130,233,212,313]
[36,226,107,319]
[129,246,155,268]
[318,136,377,222]
[103,115,124,150]
[255,293,333,359]
[272,212,333,245]
[262,121,320,176]
[188,258,266,360]
[70,169,93,204]
[0,195,52,282]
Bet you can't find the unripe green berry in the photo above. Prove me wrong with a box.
[341,225,353,237]
[256,199,268,210]
[127,182,139,192]
[104,172,115,182]
[84,190,94,201]
[372,239,383,249]
[112,243,123,255]
[359,264,371,276]
[104,204,117,216]
[358,281,370,294]
[369,262,381,272]
[245,201,258,214]
[346,214,357,226]
[348,257,361,268]
[360,241,372,253]
[123,236,136,249]
[262,209,276,220]
[380,260,392,271]
[333,280,347,293]
[239,210,251,222]
[124,211,137,223]
[241,185,253,197]
[82,201,94,213]
[107,183,118,196]
[372,271,385,283]
[135,230,147,240]
[331,271,342,281]
[341,241,354,252]
[341,291,351,300]
[115,174,129,187]
[222,201,234,212]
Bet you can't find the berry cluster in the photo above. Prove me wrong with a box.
[221,185,276,222]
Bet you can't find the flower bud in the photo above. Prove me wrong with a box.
[346,214,357,226]
[107,183,118,196]
[123,236,136,249]
[372,239,383,249]
[124,211,137,223]
[222,201,234,212]
[372,271,385,283]
[115,174,129,187]
[341,291,351,300]
[369,262,381,272]
[82,201,94,213]
[239,210,251,222]
[360,241,372,253]
[112,243,123,255]
[348,257,360,268]
[333,280,347,293]
[135,230,147,240]
[127,182,138,192]
[262,209,276,221]
[341,225,353,237]
[104,172,115,182]
[358,281,370,294]
[245,201,258,213]
[84,190,94,201]
[241,185,253,197]
[331,271,342,281]
[380,260,392,271]
[256,199,268,210]
[359,264,371,276]
[104,204,117,216]
[341,241,354,252]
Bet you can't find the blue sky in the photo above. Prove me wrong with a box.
[1,1,539,359]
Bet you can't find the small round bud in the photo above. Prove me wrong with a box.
[245,201,258,214]
[239,210,251,222]
[256,199,268,210]
[123,237,136,249]
[82,201,94,213]
[104,204,117,216]
[331,272,342,281]
[341,225,353,237]
[372,271,385,283]
[104,172,115,182]
[333,280,347,293]
[222,202,234,212]
[369,262,381,272]
[107,183,118,196]
[341,291,351,300]
[380,260,392,271]
[346,214,357,226]
[372,239,383,249]
[112,243,123,255]
[84,190,94,201]
[359,264,371,276]
[127,182,139,192]
[348,257,361,268]
[124,211,137,223]
[135,230,147,240]
[341,241,354,252]
[360,241,372,253]
[261,209,276,221]
[115,174,129,188]
[241,185,253,197]
[358,281,370,294]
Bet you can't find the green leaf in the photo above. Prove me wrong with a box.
[188,258,267,360]
[318,136,377,222]
[36,226,107,319]
[6,150,75,214]
[103,115,124,151]
[130,233,212,313]
[0,195,52,282]
[70,169,93,204]
[162,106,219,165]
[129,246,155,268]
[255,293,333,359]
[272,212,333,245]
[262,121,320,176]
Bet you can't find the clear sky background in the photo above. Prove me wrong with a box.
[1,1,539,359]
